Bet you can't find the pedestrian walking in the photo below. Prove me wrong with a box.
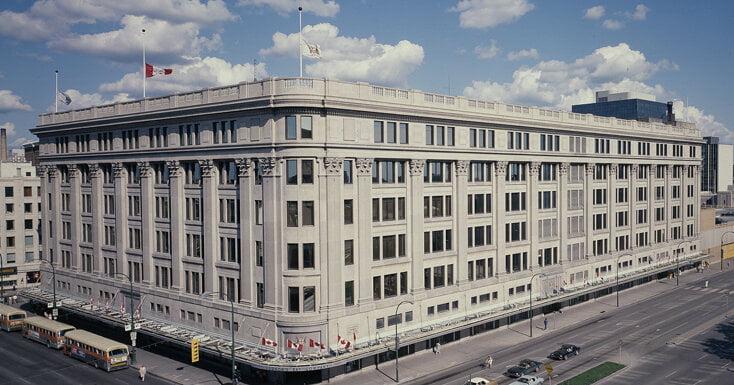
[543,317,548,330]
[434,342,441,354]
[484,355,493,368]
[139,365,147,381]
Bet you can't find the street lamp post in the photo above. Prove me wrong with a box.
[204,292,237,385]
[40,258,57,319]
[720,232,734,271]
[394,300,414,383]
[616,253,633,308]
[676,240,692,286]
[529,273,545,338]
[110,272,136,365]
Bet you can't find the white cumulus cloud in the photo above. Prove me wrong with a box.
[99,57,268,96]
[450,0,535,29]
[237,0,339,17]
[475,41,500,59]
[583,6,605,20]
[627,4,650,20]
[259,23,424,87]
[507,48,538,61]
[603,19,624,30]
[463,43,675,109]
[0,90,33,113]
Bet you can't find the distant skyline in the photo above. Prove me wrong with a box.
[1,0,732,148]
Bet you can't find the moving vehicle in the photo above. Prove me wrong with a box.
[63,329,130,371]
[0,304,26,331]
[509,375,545,385]
[548,344,581,360]
[504,359,543,377]
[22,316,76,349]
[465,377,498,385]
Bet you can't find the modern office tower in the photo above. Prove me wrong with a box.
[31,78,702,377]
[0,159,42,294]
[572,90,675,123]
[701,136,733,194]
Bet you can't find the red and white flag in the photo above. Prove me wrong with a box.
[120,302,125,315]
[287,339,303,351]
[337,335,351,350]
[309,338,326,349]
[145,63,173,78]
[261,337,278,347]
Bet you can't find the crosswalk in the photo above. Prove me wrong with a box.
[685,286,731,294]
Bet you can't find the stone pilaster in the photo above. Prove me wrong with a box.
[355,158,374,305]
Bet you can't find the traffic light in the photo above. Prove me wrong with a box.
[191,338,200,363]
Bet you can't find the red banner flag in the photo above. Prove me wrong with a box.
[145,63,173,78]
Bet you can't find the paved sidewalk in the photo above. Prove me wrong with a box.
[328,267,727,385]
[60,264,729,385]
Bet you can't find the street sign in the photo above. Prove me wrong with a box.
[125,324,132,332]
[191,339,200,363]
[545,364,553,374]
[52,308,58,317]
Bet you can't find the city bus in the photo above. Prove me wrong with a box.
[22,316,76,349]
[0,303,27,332]
[63,329,130,371]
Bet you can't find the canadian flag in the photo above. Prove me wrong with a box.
[120,302,125,315]
[287,339,303,351]
[261,337,278,347]
[338,335,351,350]
[145,63,173,78]
[309,338,326,349]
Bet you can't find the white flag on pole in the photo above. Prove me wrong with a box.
[57,91,72,105]
[302,40,321,58]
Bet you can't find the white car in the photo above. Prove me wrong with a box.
[465,377,498,385]
[508,375,545,385]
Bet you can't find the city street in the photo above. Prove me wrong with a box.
[0,331,174,385]
[390,269,734,385]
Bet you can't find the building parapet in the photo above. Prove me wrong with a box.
[37,78,700,138]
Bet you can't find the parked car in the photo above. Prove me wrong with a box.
[548,344,581,360]
[465,377,498,385]
[504,359,543,377]
[509,375,545,385]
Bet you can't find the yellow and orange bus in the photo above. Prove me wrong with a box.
[0,303,26,332]
[63,329,130,372]
[22,316,76,349]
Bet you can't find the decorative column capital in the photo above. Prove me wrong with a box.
[609,164,618,176]
[409,159,425,176]
[355,158,373,176]
[46,165,58,178]
[137,161,152,178]
[631,164,639,175]
[585,163,596,175]
[324,157,343,175]
[112,162,125,178]
[455,160,469,176]
[88,163,101,178]
[166,160,182,177]
[529,162,541,176]
[559,162,570,176]
[67,164,79,178]
[37,165,48,178]
[258,157,279,177]
[494,161,507,178]
[199,159,215,177]
[235,158,251,177]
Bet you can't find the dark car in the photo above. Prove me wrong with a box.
[504,359,543,378]
[548,344,581,360]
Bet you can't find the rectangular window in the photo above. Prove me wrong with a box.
[288,287,299,312]
[286,116,297,139]
[301,116,312,139]
[345,281,354,306]
[287,201,298,227]
[374,121,384,143]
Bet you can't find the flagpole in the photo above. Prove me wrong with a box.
[54,70,59,113]
[298,6,303,78]
[142,28,146,98]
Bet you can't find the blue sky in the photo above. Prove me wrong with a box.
[0,0,732,148]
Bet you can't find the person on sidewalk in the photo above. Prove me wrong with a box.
[139,365,147,381]
[543,317,548,330]
[484,356,493,368]
[434,342,441,354]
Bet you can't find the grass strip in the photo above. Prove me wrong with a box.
[557,362,625,385]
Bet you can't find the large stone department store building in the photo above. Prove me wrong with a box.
[31,78,702,371]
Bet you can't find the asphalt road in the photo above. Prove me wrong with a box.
[0,330,174,385]
[429,269,734,385]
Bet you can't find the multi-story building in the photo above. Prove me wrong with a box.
[572,90,675,123]
[31,78,702,378]
[0,159,42,295]
[701,136,733,195]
